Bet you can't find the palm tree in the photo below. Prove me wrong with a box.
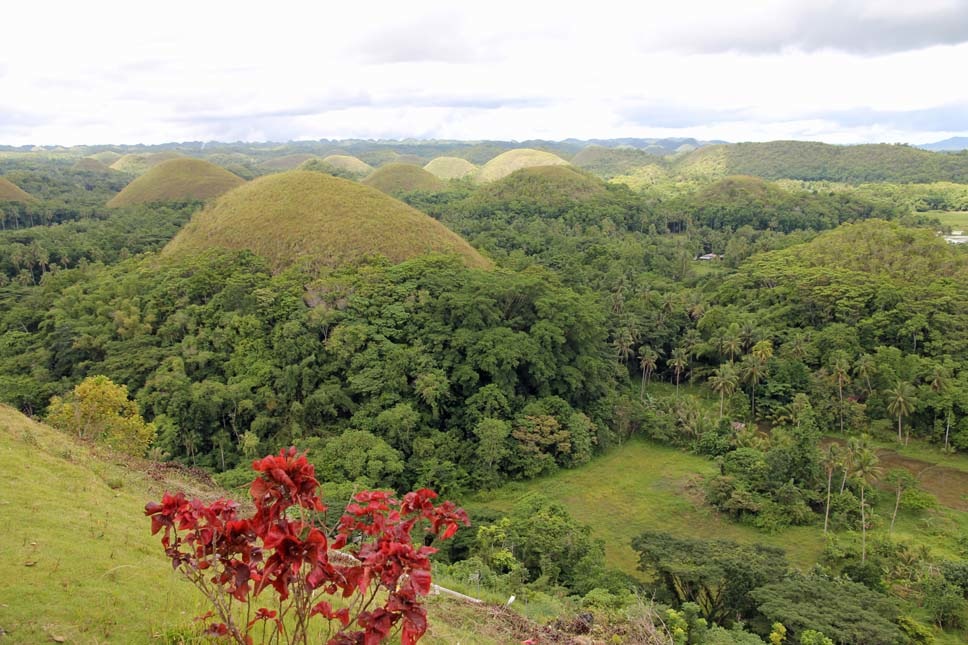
[708,361,739,419]
[821,443,842,534]
[741,354,768,419]
[885,380,917,444]
[638,345,660,398]
[851,447,882,563]
[750,339,773,362]
[668,347,688,399]
[719,324,742,362]
[829,352,851,433]
[854,354,876,396]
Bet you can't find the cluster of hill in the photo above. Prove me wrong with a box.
[2,137,968,643]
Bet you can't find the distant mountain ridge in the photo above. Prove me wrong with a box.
[919,136,968,152]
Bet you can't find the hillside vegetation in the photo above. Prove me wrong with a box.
[163,170,491,271]
[423,156,477,179]
[71,157,114,173]
[677,141,968,183]
[0,176,34,202]
[476,148,570,182]
[362,163,446,195]
[106,158,245,207]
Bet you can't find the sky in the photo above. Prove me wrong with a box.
[2,0,967,146]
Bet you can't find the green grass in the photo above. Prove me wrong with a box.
[476,148,570,183]
[469,439,826,576]
[163,170,492,272]
[320,155,374,175]
[0,176,34,202]
[0,405,557,644]
[423,156,477,180]
[107,158,245,207]
[72,158,114,173]
[476,165,607,205]
[362,163,446,195]
[0,405,212,643]
[927,210,968,230]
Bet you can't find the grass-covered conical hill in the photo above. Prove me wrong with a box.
[476,148,570,182]
[87,150,123,164]
[0,176,34,202]
[109,151,183,174]
[482,165,607,202]
[362,163,446,195]
[71,157,114,173]
[107,158,245,207]
[163,170,491,271]
[424,156,478,180]
[321,154,373,176]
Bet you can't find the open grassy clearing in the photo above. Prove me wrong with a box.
[927,210,968,230]
[470,439,826,576]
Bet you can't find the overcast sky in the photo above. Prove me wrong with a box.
[2,0,967,146]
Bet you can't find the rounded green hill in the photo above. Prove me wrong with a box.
[162,170,491,271]
[0,177,34,203]
[476,148,570,182]
[362,163,446,195]
[480,165,607,203]
[321,155,373,176]
[88,150,123,164]
[424,156,477,180]
[107,159,245,207]
[110,151,184,175]
[72,158,114,173]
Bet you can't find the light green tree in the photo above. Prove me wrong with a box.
[46,375,155,456]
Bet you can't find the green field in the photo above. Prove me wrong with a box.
[470,439,826,575]
[929,210,968,230]
[470,435,968,580]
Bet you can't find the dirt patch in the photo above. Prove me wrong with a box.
[874,450,968,512]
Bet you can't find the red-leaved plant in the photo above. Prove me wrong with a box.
[146,447,469,644]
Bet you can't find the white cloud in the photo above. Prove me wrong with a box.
[1,1,966,145]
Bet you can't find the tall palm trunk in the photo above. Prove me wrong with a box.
[824,469,833,534]
[860,485,867,563]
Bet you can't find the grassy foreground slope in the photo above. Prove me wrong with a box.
[107,158,245,207]
[0,405,210,643]
[0,406,555,644]
[163,170,491,271]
